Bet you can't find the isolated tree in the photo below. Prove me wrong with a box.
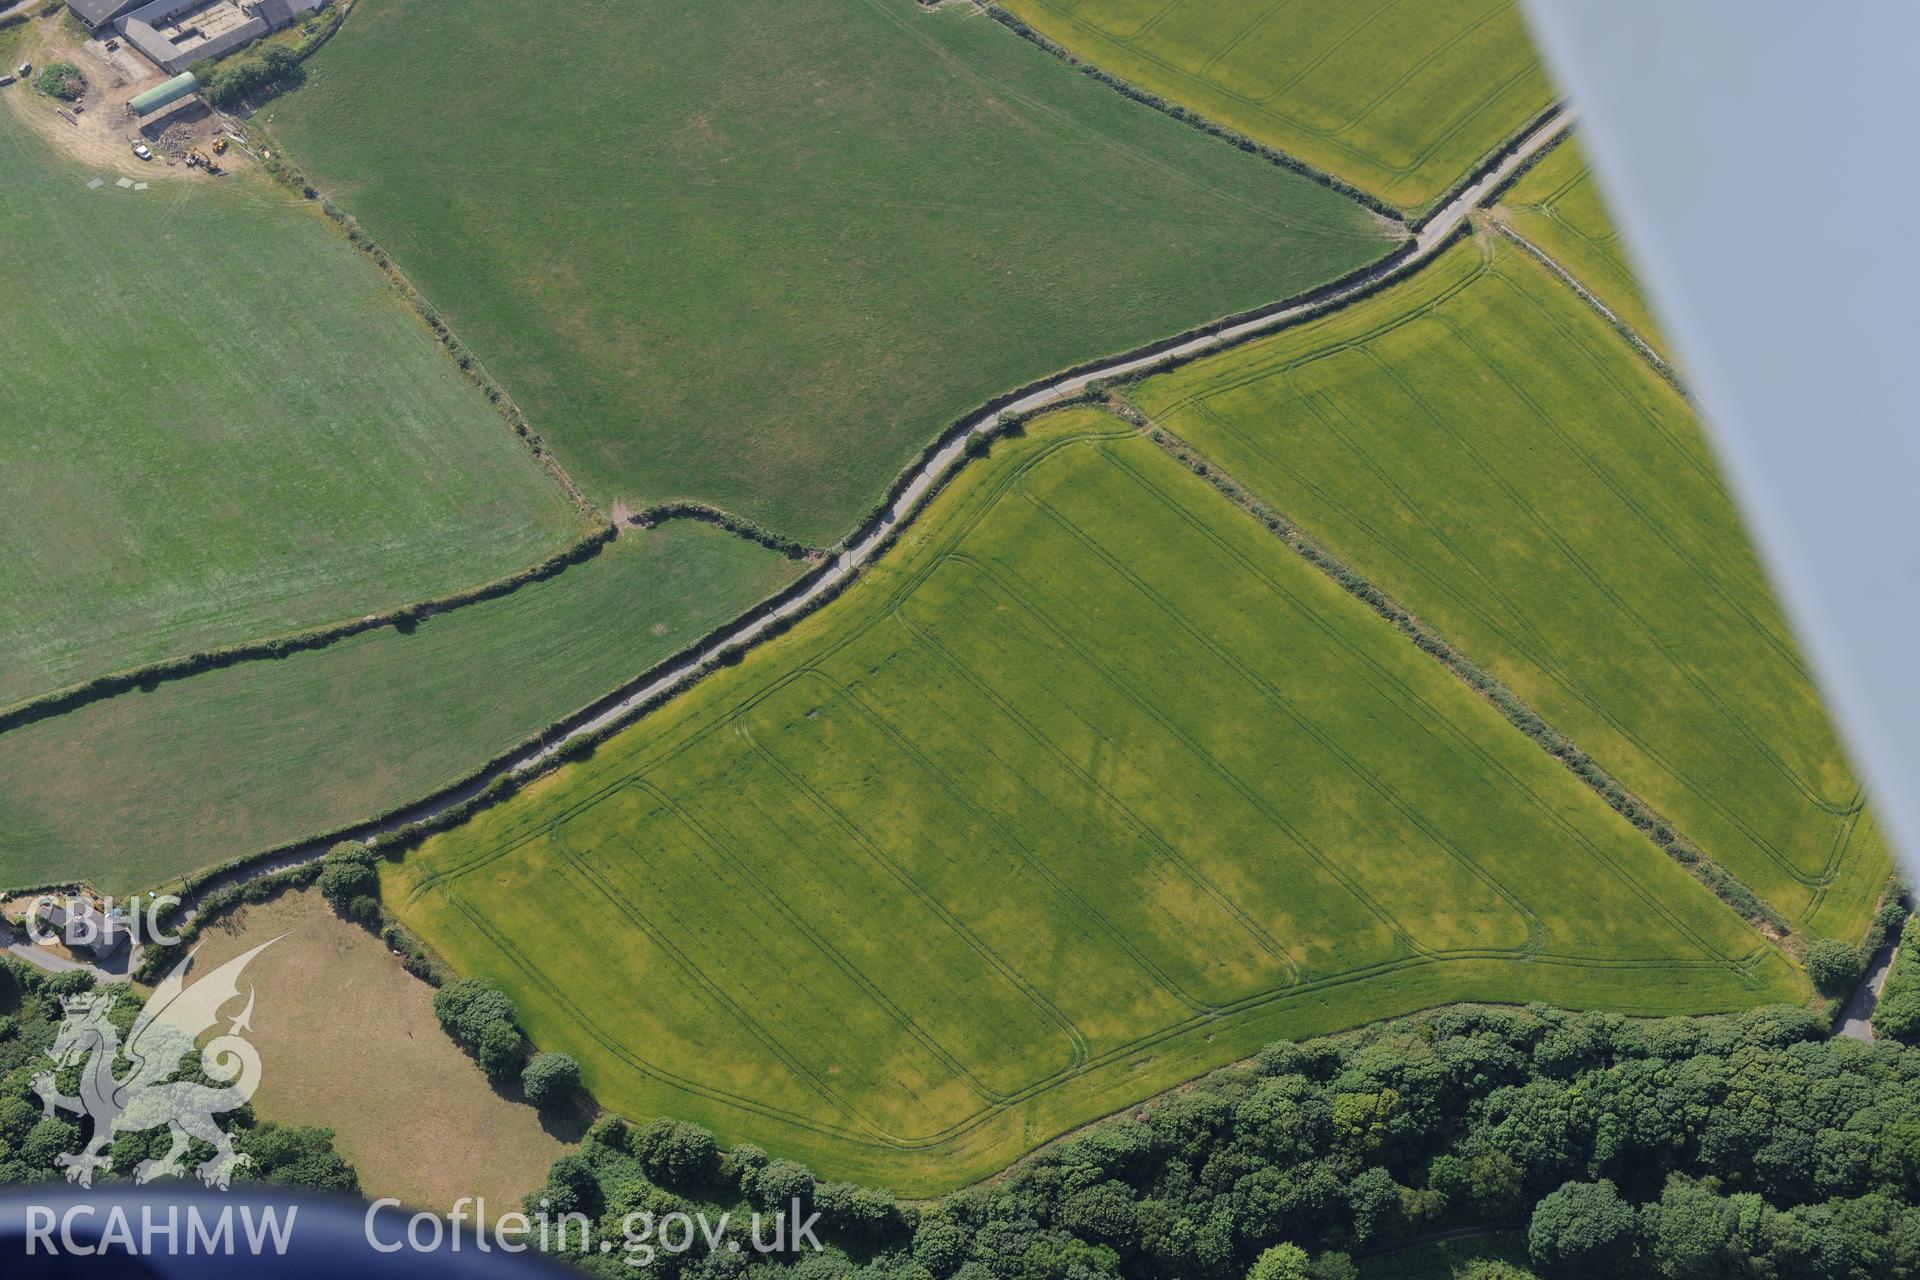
[1803,938,1865,996]
[1529,1180,1639,1279]
[520,1052,580,1109]
[317,860,376,914]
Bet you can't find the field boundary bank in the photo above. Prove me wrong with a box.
[205,0,596,514]
[0,505,820,745]
[1142,422,1792,941]
[0,522,611,739]
[105,109,1572,962]
[1488,217,1687,393]
[976,0,1564,229]
[625,503,824,562]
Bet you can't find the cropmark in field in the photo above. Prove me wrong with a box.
[1136,233,1891,945]
[996,0,1556,216]
[387,407,1798,1195]
[264,0,1398,545]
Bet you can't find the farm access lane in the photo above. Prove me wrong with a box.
[1837,895,1913,1041]
[100,106,1576,966]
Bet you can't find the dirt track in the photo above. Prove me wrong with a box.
[1,13,228,180]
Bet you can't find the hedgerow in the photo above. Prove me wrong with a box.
[1144,421,1790,939]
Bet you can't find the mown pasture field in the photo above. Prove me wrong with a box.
[0,523,800,893]
[187,887,567,1210]
[1498,135,1669,352]
[997,0,1556,215]
[386,408,1796,1194]
[0,116,584,711]
[1137,234,1890,943]
[264,0,1396,545]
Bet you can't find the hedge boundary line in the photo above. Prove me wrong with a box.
[1142,419,1794,941]
[133,853,447,988]
[626,502,823,563]
[111,530,879,934]
[1489,218,1689,398]
[225,89,597,522]
[978,4,1406,225]
[0,523,616,739]
[293,186,597,516]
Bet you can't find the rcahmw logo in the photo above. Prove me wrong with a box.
[24,1203,298,1258]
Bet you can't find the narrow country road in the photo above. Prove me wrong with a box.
[514,107,1572,770]
[30,107,1575,976]
[1837,898,1911,1041]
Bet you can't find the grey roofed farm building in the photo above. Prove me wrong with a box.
[115,0,324,75]
[38,900,130,960]
[66,0,144,31]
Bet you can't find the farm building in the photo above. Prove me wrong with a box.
[116,0,323,75]
[126,68,197,114]
[65,0,144,32]
[37,900,129,960]
[134,86,209,136]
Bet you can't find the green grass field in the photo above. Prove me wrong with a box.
[0,115,585,710]
[264,0,1396,545]
[386,407,1796,1193]
[997,0,1555,215]
[1137,233,1889,943]
[0,523,800,893]
[1498,136,1668,352]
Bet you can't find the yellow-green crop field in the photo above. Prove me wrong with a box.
[1137,234,1890,944]
[997,0,1556,214]
[386,408,1798,1193]
[1498,136,1669,353]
